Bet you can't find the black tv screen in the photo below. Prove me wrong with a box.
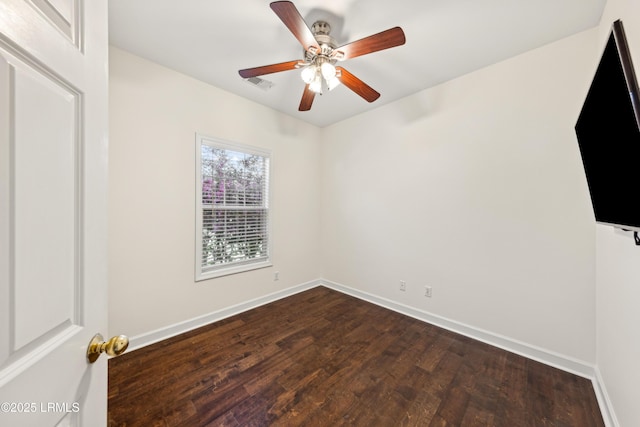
[575,19,640,232]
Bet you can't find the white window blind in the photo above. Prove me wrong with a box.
[196,134,271,280]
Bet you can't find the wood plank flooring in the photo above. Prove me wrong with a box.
[108,286,605,426]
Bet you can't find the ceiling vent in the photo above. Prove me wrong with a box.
[245,76,274,91]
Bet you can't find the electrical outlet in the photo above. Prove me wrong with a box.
[425,286,432,297]
[399,280,406,291]
[274,271,279,281]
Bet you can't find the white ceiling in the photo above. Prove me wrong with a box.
[108,0,606,128]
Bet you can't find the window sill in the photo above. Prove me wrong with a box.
[196,260,272,282]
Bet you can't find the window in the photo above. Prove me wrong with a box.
[195,134,271,280]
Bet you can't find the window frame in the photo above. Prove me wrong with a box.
[195,133,272,281]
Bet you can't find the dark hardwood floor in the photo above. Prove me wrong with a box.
[108,286,604,426]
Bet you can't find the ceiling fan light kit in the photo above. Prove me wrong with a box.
[238,1,406,111]
[298,21,341,95]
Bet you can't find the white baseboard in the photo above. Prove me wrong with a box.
[126,277,616,426]
[127,279,321,352]
[592,367,619,427]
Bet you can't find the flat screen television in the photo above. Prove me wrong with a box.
[575,19,640,234]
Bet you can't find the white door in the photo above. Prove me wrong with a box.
[0,1,110,426]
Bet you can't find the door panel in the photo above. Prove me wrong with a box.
[26,0,80,45]
[12,58,79,354]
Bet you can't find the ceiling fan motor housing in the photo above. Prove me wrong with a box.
[312,20,331,35]
[307,20,337,58]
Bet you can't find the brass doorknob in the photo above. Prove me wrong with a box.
[86,333,129,363]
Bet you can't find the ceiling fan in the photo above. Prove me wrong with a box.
[238,1,406,111]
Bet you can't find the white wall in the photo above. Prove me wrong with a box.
[320,29,599,364]
[108,47,321,338]
[594,1,640,426]
[596,227,640,427]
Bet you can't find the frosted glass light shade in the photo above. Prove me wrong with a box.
[301,66,316,84]
[321,62,336,80]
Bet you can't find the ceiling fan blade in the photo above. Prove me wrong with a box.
[335,27,406,60]
[299,84,316,111]
[270,1,319,52]
[239,60,300,78]
[336,67,380,103]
